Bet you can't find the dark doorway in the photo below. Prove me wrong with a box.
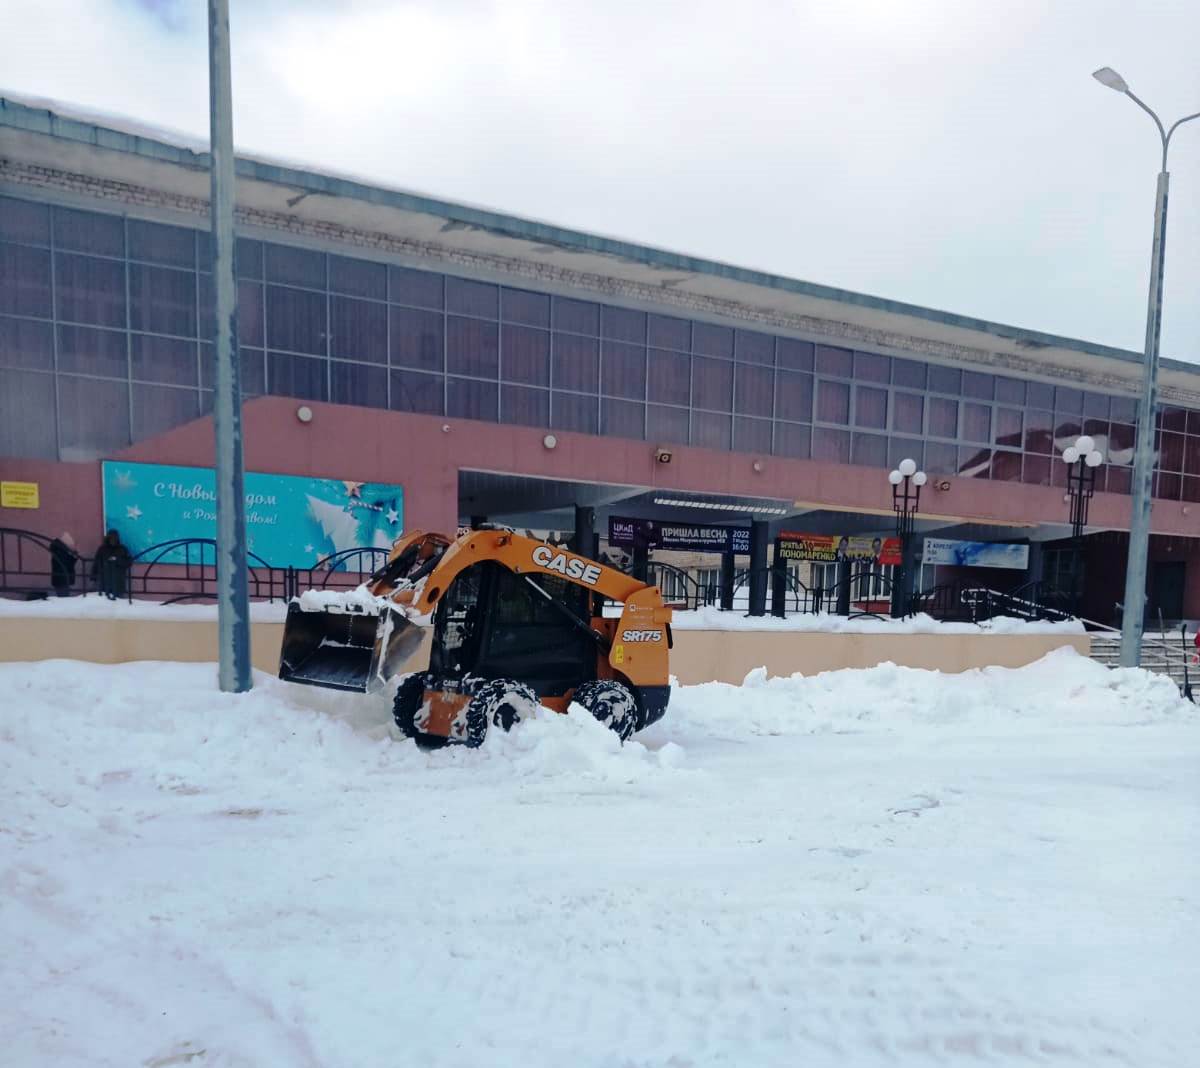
[1149,561,1185,624]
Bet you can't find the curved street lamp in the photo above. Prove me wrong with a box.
[1093,67,1200,665]
[888,458,926,617]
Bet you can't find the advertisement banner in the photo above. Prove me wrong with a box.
[922,538,1029,570]
[777,531,902,566]
[101,461,404,567]
[607,516,751,554]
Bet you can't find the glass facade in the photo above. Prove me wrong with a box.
[2,192,1199,501]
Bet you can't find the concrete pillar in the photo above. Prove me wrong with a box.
[748,520,768,616]
[770,539,787,617]
[719,550,735,610]
[836,558,851,616]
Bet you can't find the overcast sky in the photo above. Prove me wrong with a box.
[3,0,1198,362]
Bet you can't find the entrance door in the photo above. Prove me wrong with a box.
[1149,561,1185,624]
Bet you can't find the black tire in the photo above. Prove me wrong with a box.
[571,680,639,742]
[392,672,448,750]
[463,678,540,747]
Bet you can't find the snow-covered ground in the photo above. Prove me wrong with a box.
[3,651,1198,1067]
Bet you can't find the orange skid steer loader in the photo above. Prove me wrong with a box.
[279,528,672,748]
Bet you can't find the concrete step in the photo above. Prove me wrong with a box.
[1087,633,1193,691]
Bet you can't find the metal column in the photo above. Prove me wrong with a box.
[747,521,768,616]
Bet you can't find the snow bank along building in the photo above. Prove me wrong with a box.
[2,95,1199,624]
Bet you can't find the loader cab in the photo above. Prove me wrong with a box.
[430,561,597,698]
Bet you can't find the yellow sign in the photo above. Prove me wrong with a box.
[0,481,39,509]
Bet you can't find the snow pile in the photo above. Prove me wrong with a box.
[0,595,289,621]
[661,647,1192,740]
[670,605,1086,634]
[296,585,385,614]
[3,651,1199,1066]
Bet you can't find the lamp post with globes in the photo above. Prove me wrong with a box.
[1092,66,1199,666]
[888,458,927,618]
[1061,435,1105,615]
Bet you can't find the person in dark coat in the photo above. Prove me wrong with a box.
[48,531,79,597]
[92,529,132,600]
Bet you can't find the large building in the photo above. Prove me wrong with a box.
[1,95,1198,621]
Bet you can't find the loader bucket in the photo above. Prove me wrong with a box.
[278,601,426,693]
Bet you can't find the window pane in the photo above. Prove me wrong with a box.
[448,377,498,421]
[553,297,599,335]
[1053,416,1082,444]
[962,371,993,400]
[268,352,327,400]
[928,364,961,394]
[1024,381,1053,408]
[815,345,851,378]
[1155,472,1182,500]
[647,348,690,406]
[131,333,197,385]
[647,313,689,350]
[892,357,926,389]
[1158,406,1186,432]
[501,287,550,327]
[0,197,50,244]
[132,384,198,442]
[853,351,889,383]
[329,255,386,299]
[237,281,264,347]
[54,207,124,256]
[553,333,599,392]
[777,337,814,371]
[734,416,771,454]
[735,362,773,417]
[1110,396,1137,423]
[602,306,646,343]
[1025,409,1053,454]
[330,295,387,363]
[0,242,52,316]
[774,421,810,459]
[501,324,549,386]
[501,385,548,427]
[202,346,266,396]
[602,341,646,399]
[775,370,812,421]
[815,379,849,424]
[0,316,53,369]
[925,441,957,475]
[1159,431,1185,472]
[1055,386,1083,413]
[958,446,992,477]
[892,391,923,434]
[56,253,126,327]
[888,438,924,470]
[736,329,774,366]
[390,306,443,371]
[854,385,887,428]
[0,369,56,458]
[961,402,991,443]
[995,376,1025,405]
[812,427,850,463]
[130,263,196,336]
[693,322,733,359]
[391,370,443,414]
[266,285,327,355]
[1084,392,1112,420]
[447,317,499,378]
[236,238,263,279]
[601,397,645,439]
[264,243,324,288]
[1105,465,1131,495]
[58,324,126,377]
[692,355,732,411]
[446,276,498,319]
[992,451,1022,482]
[928,397,958,438]
[851,432,887,467]
[58,374,130,457]
[995,406,1022,447]
[552,392,597,434]
[1022,454,1051,485]
[1184,475,1200,503]
[389,265,444,309]
[128,219,194,268]
[647,404,688,445]
[330,361,388,409]
[691,411,731,449]
[1185,436,1200,476]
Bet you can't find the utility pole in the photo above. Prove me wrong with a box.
[208,0,251,691]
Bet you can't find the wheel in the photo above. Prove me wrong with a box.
[391,672,448,750]
[571,680,639,742]
[462,678,540,747]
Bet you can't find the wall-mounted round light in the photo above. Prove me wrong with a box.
[752,459,764,473]
[543,434,558,450]
[296,405,313,424]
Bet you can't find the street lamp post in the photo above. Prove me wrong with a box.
[1093,67,1200,666]
[888,457,927,618]
[1060,434,1105,616]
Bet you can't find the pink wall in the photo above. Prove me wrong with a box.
[5,396,1200,548]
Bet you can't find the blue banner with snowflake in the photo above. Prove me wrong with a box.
[101,461,404,567]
